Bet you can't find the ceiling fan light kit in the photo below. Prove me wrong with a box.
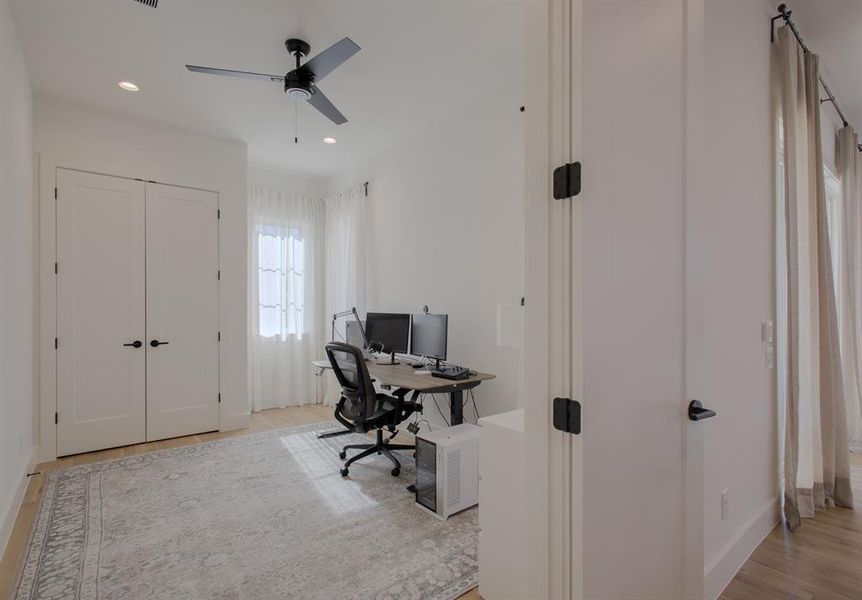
[185,36,360,131]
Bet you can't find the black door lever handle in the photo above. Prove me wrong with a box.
[150,340,170,347]
[688,400,716,421]
[123,340,143,348]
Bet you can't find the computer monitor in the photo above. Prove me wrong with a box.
[410,313,448,368]
[365,312,410,364]
[345,320,366,348]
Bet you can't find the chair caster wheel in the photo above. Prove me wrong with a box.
[391,467,400,477]
[339,451,346,459]
[340,467,349,477]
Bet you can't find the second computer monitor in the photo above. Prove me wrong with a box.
[365,313,411,354]
[410,313,448,363]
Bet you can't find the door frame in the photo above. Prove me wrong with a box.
[522,0,582,596]
[38,159,222,461]
[522,1,706,597]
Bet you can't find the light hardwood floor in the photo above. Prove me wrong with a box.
[720,453,862,600]
[0,405,481,600]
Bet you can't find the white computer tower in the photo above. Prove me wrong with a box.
[414,423,479,520]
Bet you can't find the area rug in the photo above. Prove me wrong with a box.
[13,422,478,600]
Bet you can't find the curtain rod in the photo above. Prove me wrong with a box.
[771,3,862,152]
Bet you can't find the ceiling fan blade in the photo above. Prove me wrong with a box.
[302,37,360,82]
[186,65,284,83]
[307,85,348,125]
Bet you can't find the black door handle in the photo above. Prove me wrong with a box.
[123,340,143,348]
[688,400,716,421]
[150,340,170,347]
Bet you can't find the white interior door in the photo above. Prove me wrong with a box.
[578,1,695,595]
[523,1,706,597]
[145,182,220,441]
[56,169,146,456]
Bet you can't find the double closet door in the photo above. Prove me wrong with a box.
[56,169,220,456]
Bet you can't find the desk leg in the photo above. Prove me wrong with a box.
[450,390,464,426]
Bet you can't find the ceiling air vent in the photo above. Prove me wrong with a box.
[133,0,158,7]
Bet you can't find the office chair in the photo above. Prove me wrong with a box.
[324,342,420,477]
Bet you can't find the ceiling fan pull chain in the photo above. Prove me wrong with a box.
[294,100,298,144]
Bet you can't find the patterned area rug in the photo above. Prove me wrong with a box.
[13,422,478,599]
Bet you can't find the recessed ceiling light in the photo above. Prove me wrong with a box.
[118,81,139,92]
[323,137,336,144]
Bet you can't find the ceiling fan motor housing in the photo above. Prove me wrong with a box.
[284,69,314,100]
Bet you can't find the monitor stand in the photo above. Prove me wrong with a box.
[377,351,400,366]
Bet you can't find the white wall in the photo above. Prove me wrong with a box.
[34,96,250,459]
[0,0,35,554]
[700,1,779,597]
[335,83,525,424]
[247,165,328,199]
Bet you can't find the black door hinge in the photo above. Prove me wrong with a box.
[553,397,581,434]
[54,337,58,349]
[218,331,221,341]
[54,412,58,424]
[217,209,221,219]
[54,187,58,200]
[54,262,58,274]
[217,270,221,280]
[218,393,221,404]
[553,162,581,200]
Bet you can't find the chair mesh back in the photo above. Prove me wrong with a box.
[325,342,375,421]
[330,348,361,389]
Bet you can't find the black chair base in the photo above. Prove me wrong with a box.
[318,428,352,439]
[339,428,415,477]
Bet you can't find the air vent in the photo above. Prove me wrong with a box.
[133,0,158,7]
[446,449,461,507]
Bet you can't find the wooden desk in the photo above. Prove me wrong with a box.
[313,359,495,425]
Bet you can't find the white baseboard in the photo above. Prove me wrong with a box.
[0,446,38,558]
[704,497,780,600]
[220,412,251,432]
[36,443,56,464]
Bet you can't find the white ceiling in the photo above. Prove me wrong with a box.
[783,0,862,128]
[10,0,523,177]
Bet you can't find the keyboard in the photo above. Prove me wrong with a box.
[430,365,471,380]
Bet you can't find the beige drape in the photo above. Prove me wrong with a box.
[837,126,862,452]
[777,26,853,531]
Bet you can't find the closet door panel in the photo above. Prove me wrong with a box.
[146,183,220,440]
[56,169,146,455]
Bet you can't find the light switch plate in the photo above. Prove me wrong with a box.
[763,320,774,343]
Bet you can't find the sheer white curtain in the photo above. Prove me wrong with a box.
[837,126,862,452]
[322,183,367,406]
[777,26,853,531]
[249,186,325,411]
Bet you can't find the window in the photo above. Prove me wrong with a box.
[256,223,305,339]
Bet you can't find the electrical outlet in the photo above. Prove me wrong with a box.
[721,489,730,521]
